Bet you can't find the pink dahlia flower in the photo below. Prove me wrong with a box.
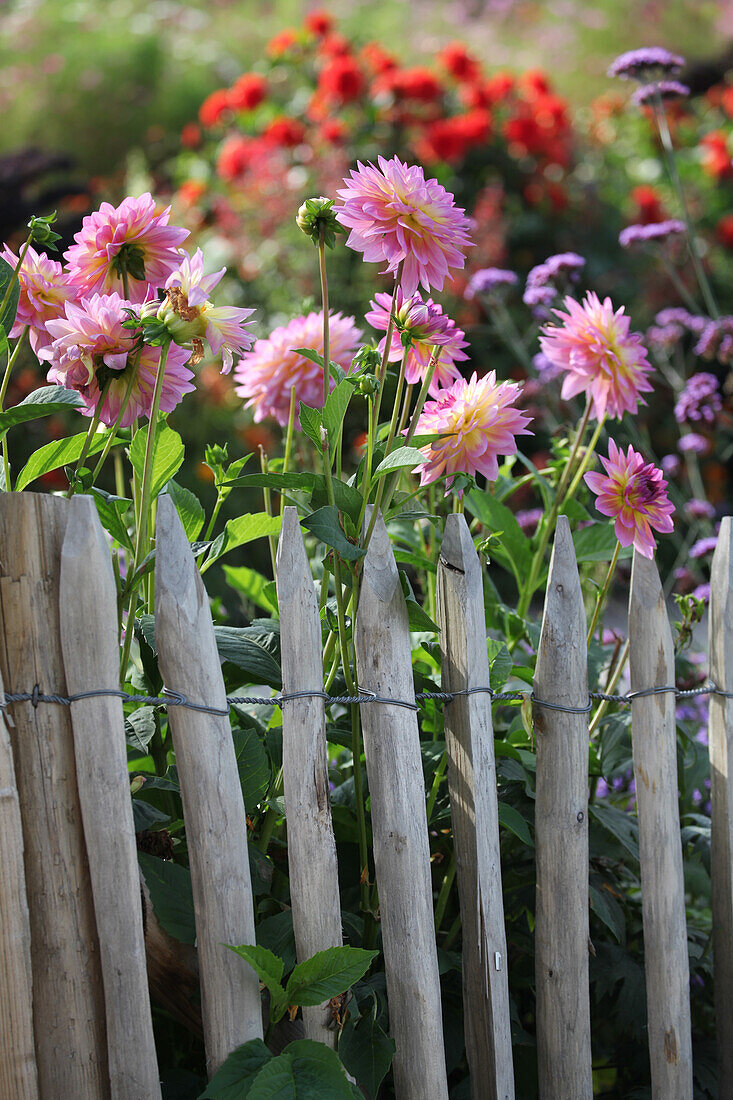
[539,292,654,420]
[39,293,194,427]
[335,155,473,296]
[234,310,362,427]
[161,248,255,373]
[365,288,467,395]
[64,193,189,303]
[584,439,674,558]
[1,243,78,353]
[413,370,533,492]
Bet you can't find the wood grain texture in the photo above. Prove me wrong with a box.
[155,495,262,1076]
[0,493,109,1099]
[533,516,592,1099]
[437,514,514,1100]
[629,550,693,1100]
[354,511,449,1100]
[710,517,733,1092]
[276,507,342,1046]
[59,496,161,1099]
[0,663,39,1100]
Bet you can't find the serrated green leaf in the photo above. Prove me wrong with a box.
[166,480,205,541]
[339,1011,396,1099]
[129,421,184,499]
[590,803,639,861]
[224,566,278,613]
[302,506,365,561]
[203,513,282,572]
[590,882,626,944]
[227,944,287,1017]
[214,624,282,688]
[91,487,133,551]
[372,446,425,478]
[198,1039,272,1100]
[298,403,323,449]
[232,725,270,808]
[137,852,196,944]
[285,946,377,1007]
[247,1040,359,1100]
[0,386,85,438]
[322,380,353,443]
[256,910,297,974]
[15,429,119,491]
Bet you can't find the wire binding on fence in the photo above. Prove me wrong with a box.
[1,682,733,716]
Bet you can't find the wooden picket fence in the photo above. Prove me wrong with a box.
[0,490,732,1100]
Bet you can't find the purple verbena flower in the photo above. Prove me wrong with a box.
[678,433,711,455]
[661,453,681,476]
[694,317,733,364]
[631,81,690,107]
[608,47,685,82]
[619,220,686,248]
[674,372,721,424]
[465,267,518,299]
[689,536,718,559]
[684,498,715,520]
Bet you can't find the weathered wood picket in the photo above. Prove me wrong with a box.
[0,492,730,1100]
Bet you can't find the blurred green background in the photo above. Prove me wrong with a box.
[1,0,725,177]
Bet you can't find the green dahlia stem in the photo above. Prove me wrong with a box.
[67,379,112,498]
[259,446,278,579]
[587,539,621,645]
[371,262,404,434]
[565,414,606,501]
[589,637,629,736]
[0,325,29,491]
[318,229,330,408]
[89,350,142,487]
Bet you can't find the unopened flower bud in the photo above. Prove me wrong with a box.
[27,211,62,250]
[295,196,343,248]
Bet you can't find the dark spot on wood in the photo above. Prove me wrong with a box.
[664,1027,679,1063]
[314,761,329,814]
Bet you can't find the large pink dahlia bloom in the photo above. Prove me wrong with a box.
[1,243,78,353]
[64,193,189,303]
[366,288,467,395]
[234,310,362,426]
[39,293,194,427]
[335,155,473,297]
[584,439,674,558]
[162,249,255,373]
[539,292,654,420]
[414,371,533,492]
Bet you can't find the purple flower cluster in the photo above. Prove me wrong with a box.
[661,453,681,475]
[694,316,733,364]
[684,498,715,521]
[631,80,690,107]
[674,372,721,424]
[523,252,585,318]
[690,536,718,559]
[619,220,685,248]
[465,267,518,299]
[608,47,685,81]
[515,507,544,533]
[678,433,710,455]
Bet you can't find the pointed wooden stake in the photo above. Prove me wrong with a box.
[0,493,109,1098]
[710,517,733,1091]
[437,514,514,1100]
[534,516,592,1099]
[277,507,342,1046]
[354,511,449,1100]
[0,663,38,1100]
[629,550,692,1099]
[59,496,161,1099]
[155,495,262,1075]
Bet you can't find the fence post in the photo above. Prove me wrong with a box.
[59,495,161,1099]
[629,550,693,1099]
[436,513,514,1100]
[0,663,38,1100]
[0,493,109,1098]
[533,515,592,1098]
[708,516,733,1091]
[276,507,342,1046]
[354,512,449,1100]
[155,495,262,1076]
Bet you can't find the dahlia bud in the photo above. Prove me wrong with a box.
[27,211,62,251]
[295,196,343,248]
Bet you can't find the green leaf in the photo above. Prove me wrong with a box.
[257,910,297,974]
[486,639,512,692]
[225,472,318,493]
[129,421,185,499]
[285,946,377,1007]
[590,803,639,861]
[573,523,631,563]
[339,1011,396,1099]
[322,380,353,442]
[199,1039,272,1100]
[125,706,157,751]
[590,882,626,944]
[464,490,531,579]
[0,255,20,335]
[166,480,205,541]
[302,507,365,561]
[247,1040,359,1100]
[298,403,323,449]
[204,513,282,572]
[372,446,425,478]
[497,801,533,846]
[232,725,270,808]
[225,566,279,614]
[137,852,196,944]
[0,386,85,438]
[214,624,282,688]
[15,429,119,491]
[227,944,287,1017]
[91,487,133,551]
